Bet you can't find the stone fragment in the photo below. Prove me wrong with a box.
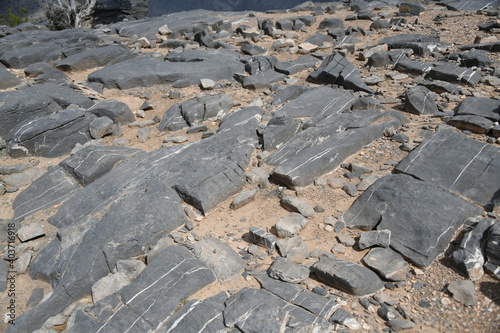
[358,230,391,250]
[486,222,500,266]
[450,219,495,281]
[17,223,45,242]
[246,167,269,184]
[89,116,114,139]
[192,238,245,282]
[276,236,309,263]
[249,227,277,249]
[448,115,494,134]
[428,63,481,86]
[329,308,360,330]
[405,86,438,115]
[230,189,258,210]
[363,247,409,282]
[88,100,135,125]
[267,257,310,283]
[275,213,308,238]
[312,256,384,296]
[447,280,477,306]
[91,271,130,303]
[388,319,416,331]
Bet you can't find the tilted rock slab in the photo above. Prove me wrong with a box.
[395,129,500,210]
[67,246,216,333]
[344,174,482,267]
[12,110,259,332]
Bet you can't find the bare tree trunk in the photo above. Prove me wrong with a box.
[46,0,97,28]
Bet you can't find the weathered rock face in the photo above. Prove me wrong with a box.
[91,0,149,25]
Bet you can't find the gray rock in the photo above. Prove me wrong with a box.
[329,308,361,330]
[344,174,482,267]
[450,219,495,280]
[60,145,143,186]
[271,84,313,105]
[454,97,500,122]
[255,272,303,301]
[276,236,309,263]
[87,100,135,125]
[0,163,33,175]
[420,80,461,95]
[290,289,339,318]
[363,247,409,282]
[367,50,408,68]
[281,196,316,218]
[34,68,70,85]
[446,0,500,11]
[241,43,267,55]
[269,110,406,189]
[358,230,391,250]
[137,127,151,142]
[56,45,135,71]
[428,63,481,86]
[263,116,302,151]
[448,115,494,134]
[15,116,258,332]
[91,271,130,303]
[395,129,500,210]
[267,257,310,283]
[312,256,384,296]
[223,287,333,332]
[318,17,344,30]
[67,246,216,333]
[447,280,477,306]
[249,226,277,249]
[0,258,7,293]
[17,223,45,242]
[192,238,245,282]
[486,222,500,266]
[236,70,287,89]
[357,175,378,191]
[342,183,358,197]
[158,94,233,131]
[388,319,416,331]
[230,188,258,210]
[7,108,96,158]
[89,116,114,139]
[246,167,270,184]
[274,55,320,75]
[155,292,228,333]
[394,57,433,75]
[27,288,44,309]
[308,52,374,93]
[399,1,425,15]
[115,259,146,280]
[337,235,355,247]
[16,250,33,274]
[0,68,21,89]
[88,51,245,89]
[3,167,44,188]
[275,213,308,238]
[405,86,438,115]
[13,166,80,221]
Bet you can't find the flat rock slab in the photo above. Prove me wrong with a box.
[67,246,216,333]
[275,212,308,237]
[88,52,245,89]
[427,63,481,86]
[448,115,494,134]
[56,45,135,71]
[88,100,135,125]
[344,174,482,267]
[446,0,500,11]
[0,68,21,89]
[7,108,96,158]
[156,292,228,333]
[275,55,320,75]
[405,86,438,115]
[269,110,406,188]
[13,166,80,222]
[60,145,143,186]
[395,129,500,210]
[224,287,333,332]
[454,97,500,122]
[363,247,408,281]
[308,52,374,93]
[158,94,234,131]
[267,257,310,283]
[192,238,245,282]
[312,256,384,296]
[15,117,259,332]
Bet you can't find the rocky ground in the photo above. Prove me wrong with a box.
[0,1,500,332]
